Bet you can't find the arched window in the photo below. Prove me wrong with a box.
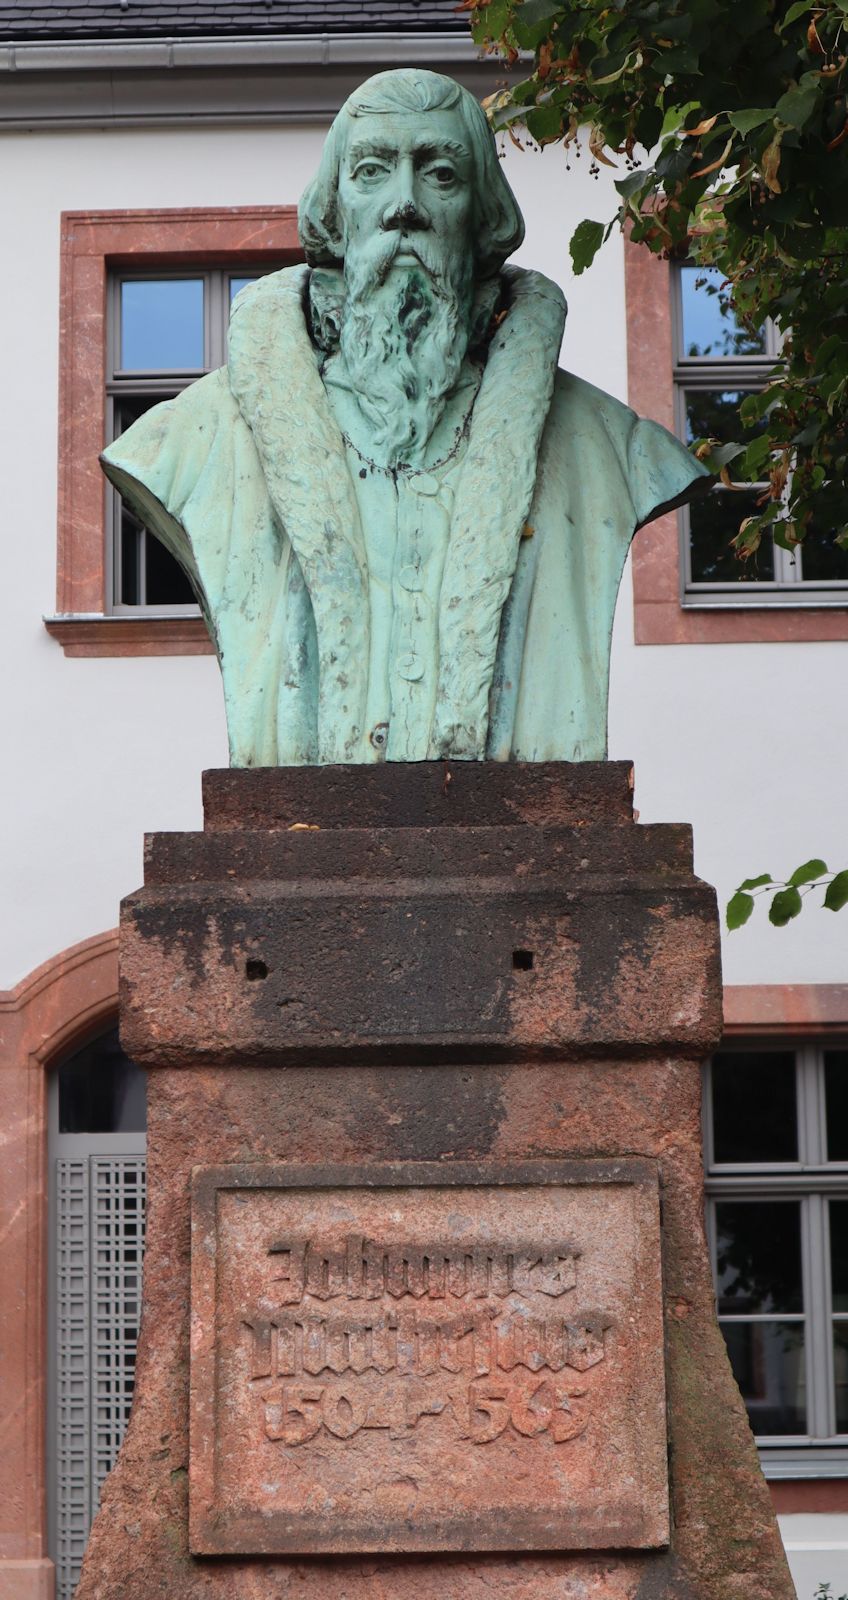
[48,1025,147,1600]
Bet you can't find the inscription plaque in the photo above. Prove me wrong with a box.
[190,1161,668,1554]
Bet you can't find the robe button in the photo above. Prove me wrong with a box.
[411,473,439,496]
[369,722,389,751]
[398,564,423,591]
[397,652,424,681]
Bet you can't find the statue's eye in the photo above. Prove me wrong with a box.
[430,165,456,186]
[354,161,387,182]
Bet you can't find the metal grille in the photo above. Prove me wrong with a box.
[54,1156,146,1600]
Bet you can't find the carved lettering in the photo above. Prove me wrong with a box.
[242,1310,611,1382]
[267,1236,579,1303]
[241,1232,611,1456]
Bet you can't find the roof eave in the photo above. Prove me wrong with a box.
[0,30,482,71]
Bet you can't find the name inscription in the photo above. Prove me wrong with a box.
[189,1164,669,1555]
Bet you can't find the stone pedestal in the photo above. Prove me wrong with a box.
[76,762,795,1600]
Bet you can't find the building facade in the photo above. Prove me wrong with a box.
[1,5,847,1595]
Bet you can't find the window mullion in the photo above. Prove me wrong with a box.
[137,524,147,608]
[107,273,117,381]
[807,1191,836,1437]
[799,1046,827,1165]
[105,393,117,610]
[702,1058,714,1169]
[704,1195,718,1313]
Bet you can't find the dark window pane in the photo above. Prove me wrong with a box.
[834,1323,848,1431]
[120,278,204,370]
[721,1320,806,1435]
[115,394,157,605]
[115,393,174,435]
[58,1027,146,1133]
[680,265,767,358]
[716,1200,802,1313]
[145,531,196,606]
[798,524,848,582]
[120,512,142,606]
[826,1052,848,1160]
[831,1200,848,1312]
[689,491,774,583]
[684,390,763,450]
[711,1051,797,1163]
[112,394,194,607]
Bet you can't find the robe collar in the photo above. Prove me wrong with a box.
[228,262,566,762]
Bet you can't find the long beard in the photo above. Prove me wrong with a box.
[338,233,474,466]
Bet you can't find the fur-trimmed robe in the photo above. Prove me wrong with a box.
[101,263,709,766]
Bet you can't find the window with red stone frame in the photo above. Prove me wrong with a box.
[47,208,302,658]
[624,239,848,646]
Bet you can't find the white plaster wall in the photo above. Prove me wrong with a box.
[779,1513,848,1598]
[0,108,845,1585]
[0,119,845,999]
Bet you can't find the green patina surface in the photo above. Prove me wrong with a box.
[101,68,709,767]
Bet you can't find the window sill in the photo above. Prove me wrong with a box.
[44,614,214,657]
[683,590,848,611]
[761,1450,848,1481]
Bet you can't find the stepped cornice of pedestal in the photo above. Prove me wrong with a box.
[120,762,722,1068]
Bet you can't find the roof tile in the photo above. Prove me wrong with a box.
[0,0,467,38]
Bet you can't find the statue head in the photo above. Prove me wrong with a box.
[298,68,525,279]
[298,70,525,466]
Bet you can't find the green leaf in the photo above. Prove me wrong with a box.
[738,874,774,890]
[591,48,643,86]
[515,0,562,20]
[658,100,700,143]
[728,108,775,136]
[775,84,820,128]
[477,0,512,36]
[512,0,564,48]
[658,46,699,73]
[740,386,782,424]
[774,520,803,551]
[769,885,803,925]
[727,891,755,930]
[739,434,773,476]
[693,440,745,473]
[779,0,812,28]
[569,218,607,275]
[526,102,565,143]
[615,170,649,200]
[824,870,848,911]
[788,857,829,886]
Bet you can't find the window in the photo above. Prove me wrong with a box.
[48,1025,147,1600]
[674,264,848,607]
[625,240,848,643]
[49,207,300,656]
[108,268,267,611]
[705,1043,848,1476]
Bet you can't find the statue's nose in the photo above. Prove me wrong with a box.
[381,197,431,233]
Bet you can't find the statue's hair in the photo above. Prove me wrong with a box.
[298,69,525,275]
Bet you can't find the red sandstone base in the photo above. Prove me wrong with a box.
[76,764,794,1600]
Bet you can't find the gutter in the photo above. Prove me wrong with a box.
[0,30,482,71]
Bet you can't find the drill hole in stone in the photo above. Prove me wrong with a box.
[512,949,534,971]
[245,958,268,981]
